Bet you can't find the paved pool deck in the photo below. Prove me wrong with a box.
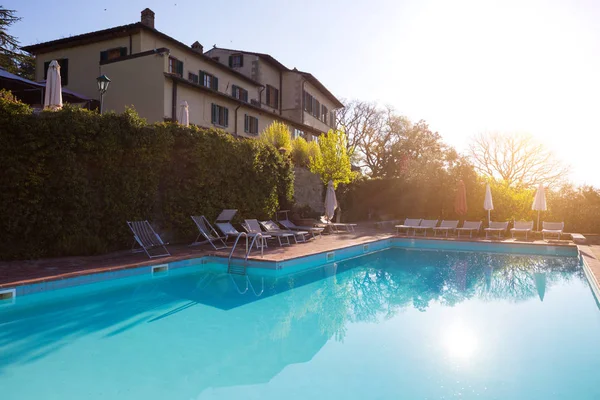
[0,227,593,291]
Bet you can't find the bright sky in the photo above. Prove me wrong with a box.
[7,0,600,186]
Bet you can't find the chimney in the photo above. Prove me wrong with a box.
[191,41,204,54]
[141,8,155,29]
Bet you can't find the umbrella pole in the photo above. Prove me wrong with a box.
[488,210,490,227]
[537,211,540,232]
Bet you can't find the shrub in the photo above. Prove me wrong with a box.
[0,99,294,260]
[291,136,310,167]
[259,121,292,151]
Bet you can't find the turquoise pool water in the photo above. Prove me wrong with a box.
[1,247,599,399]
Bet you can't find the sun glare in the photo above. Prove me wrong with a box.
[442,322,478,359]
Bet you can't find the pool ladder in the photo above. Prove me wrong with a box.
[227,233,264,275]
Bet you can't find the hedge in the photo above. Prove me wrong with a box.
[0,98,293,260]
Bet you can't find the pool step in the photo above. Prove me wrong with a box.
[228,262,247,275]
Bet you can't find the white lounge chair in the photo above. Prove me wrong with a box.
[511,220,534,239]
[456,221,482,238]
[127,220,170,259]
[542,222,564,240]
[433,220,459,237]
[244,219,295,246]
[279,219,324,239]
[395,218,422,235]
[215,209,238,222]
[485,221,510,238]
[191,215,227,250]
[216,221,271,249]
[319,216,358,233]
[413,219,438,236]
[260,220,309,243]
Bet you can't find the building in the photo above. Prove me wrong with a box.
[22,8,343,140]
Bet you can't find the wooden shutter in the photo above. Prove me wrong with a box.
[177,60,184,77]
[266,86,271,106]
[60,59,69,86]
[244,115,249,132]
[228,56,233,67]
[239,55,244,67]
[275,88,279,108]
[100,51,108,62]
[120,47,127,57]
[211,104,217,124]
[199,71,205,86]
[224,107,229,127]
[43,61,50,80]
[212,76,219,91]
[242,89,248,103]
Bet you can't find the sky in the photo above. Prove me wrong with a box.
[6,0,600,186]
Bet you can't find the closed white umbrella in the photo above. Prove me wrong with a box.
[179,101,189,126]
[324,180,337,222]
[484,183,494,227]
[44,60,62,110]
[532,184,547,231]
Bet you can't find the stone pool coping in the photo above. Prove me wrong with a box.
[0,230,580,291]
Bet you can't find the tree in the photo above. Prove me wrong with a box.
[309,129,354,188]
[0,7,35,80]
[336,99,384,156]
[468,132,570,188]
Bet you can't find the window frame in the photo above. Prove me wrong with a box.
[266,85,279,109]
[43,58,69,86]
[211,103,229,127]
[168,56,183,77]
[244,114,259,135]
[188,72,199,84]
[232,85,249,102]
[229,54,243,68]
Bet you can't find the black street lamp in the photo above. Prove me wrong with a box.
[96,75,111,114]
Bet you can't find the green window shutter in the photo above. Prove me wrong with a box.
[243,90,248,103]
[211,104,216,124]
[224,108,229,127]
[244,115,248,132]
[120,47,127,57]
[212,76,219,91]
[275,88,279,108]
[100,51,108,62]
[228,56,233,67]
[199,71,205,86]
[266,87,271,106]
[232,85,237,97]
[177,60,184,76]
[239,55,244,67]
[43,61,50,80]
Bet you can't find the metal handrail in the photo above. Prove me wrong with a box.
[228,232,248,272]
[246,233,264,261]
[247,276,264,296]
[229,274,249,294]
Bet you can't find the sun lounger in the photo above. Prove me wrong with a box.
[456,221,482,238]
[542,222,564,240]
[215,209,238,222]
[319,216,358,233]
[374,220,401,229]
[260,220,309,243]
[244,219,294,246]
[511,220,534,239]
[433,220,459,237]
[395,218,422,235]
[190,215,227,250]
[127,220,170,259]
[279,219,324,239]
[413,219,439,236]
[216,221,271,249]
[485,221,510,238]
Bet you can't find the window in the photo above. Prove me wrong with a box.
[188,72,199,84]
[168,57,183,77]
[329,111,336,127]
[199,71,219,91]
[100,47,127,62]
[211,104,229,127]
[266,85,279,109]
[244,115,259,135]
[293,129,305,139]
[232,85,248,102]
[321,104,328,124]
[44,58,69,86]
[229,54,243,68]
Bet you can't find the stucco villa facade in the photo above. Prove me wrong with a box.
[22,8,343,140]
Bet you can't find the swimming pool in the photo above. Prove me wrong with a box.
[1,242,599,399]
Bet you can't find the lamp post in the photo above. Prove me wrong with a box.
[96,74,111,114]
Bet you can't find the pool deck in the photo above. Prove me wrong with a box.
[0,227,594,291]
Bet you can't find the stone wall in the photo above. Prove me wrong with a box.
[293,167,323,213]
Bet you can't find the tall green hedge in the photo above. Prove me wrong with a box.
[0,98,293,260]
